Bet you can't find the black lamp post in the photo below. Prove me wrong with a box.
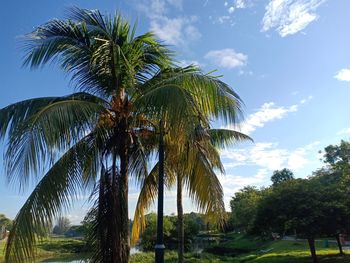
[155,120,165,263]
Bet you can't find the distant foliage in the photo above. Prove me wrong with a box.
[270,168,294,186]
[139,213,204,251]
[322,140,350,172]
[52,217,71,235]
[229,186,266,234]
[0,214,13,231]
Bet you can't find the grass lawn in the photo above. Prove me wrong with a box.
[235,239,350,263]
[131,235,350,263]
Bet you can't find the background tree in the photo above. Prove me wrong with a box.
[140,213,175,251]
[270,168,294,186]
[229,186,266,234]
[321,140,350,174]
[311,173,350,255]
[313,141,350,255]
[254,179,324,263]
[0,214,13,231]
[52,217,71,235]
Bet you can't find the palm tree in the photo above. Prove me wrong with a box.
[132,126,251,263]
[0,8,244,263]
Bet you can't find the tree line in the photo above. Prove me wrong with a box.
[228,140,350,263]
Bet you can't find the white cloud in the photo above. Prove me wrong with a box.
[300,95,313,104]
[204,48,247,69]
[224,0,253,16]
[221,141,320,173]
[238,69,253,76]
[219,141,320,208]
[216,15,232,24]
[225,97,311,135]
[335,68,350,82]
[131,139,321,214]
[235,0,250,9]
[337,128,350,135]
[218,169,269,208]
[137,0,200,46]
[262,0,326,37]
[150,16,201,46]
[237,102,298,135]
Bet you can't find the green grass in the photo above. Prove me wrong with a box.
[0,238,86,263]
[0,240,4,259]
[130,236,350,263]
[2,235,350,262]
[241,239,350,263]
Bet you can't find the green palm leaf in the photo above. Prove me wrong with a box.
[2,93,105,187]
[5,133,101,263]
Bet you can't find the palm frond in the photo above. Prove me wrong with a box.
[4,94,105,187]
[5,133,101,263]
[208,128,253,148]
[138,66,244,125]
[131,163,175,244]
[185,148,226,227]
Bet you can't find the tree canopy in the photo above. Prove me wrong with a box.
[270,168,294,186]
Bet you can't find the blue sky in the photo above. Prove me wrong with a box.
[1,0,350,224]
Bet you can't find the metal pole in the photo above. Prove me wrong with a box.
[155,120,165,263]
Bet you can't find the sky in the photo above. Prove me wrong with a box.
[1,0,350,224]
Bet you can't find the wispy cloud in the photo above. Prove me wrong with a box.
[239,102,298,135]
[335,68,350,82]
[204,48,247,69]
[221,141,320,172]
[226,97,312,135]
[300,95,313,104]
[150,16,201,46]
[136,0,201,46]
[235,0,250,8]
[218,168,269,207]
[337,127,350,135]
[262,0,326,37]
[225,0,254,13]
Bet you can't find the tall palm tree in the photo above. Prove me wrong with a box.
[174,128,251,263]
[132,126,251,263]
[0,8,244,263]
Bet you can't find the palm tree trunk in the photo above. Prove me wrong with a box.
[177,174,185,263]
[117,110,130,263]
[119,145,130,263]
[112,153,122,263]
[307,237,318,263]
[96,162,121,263]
